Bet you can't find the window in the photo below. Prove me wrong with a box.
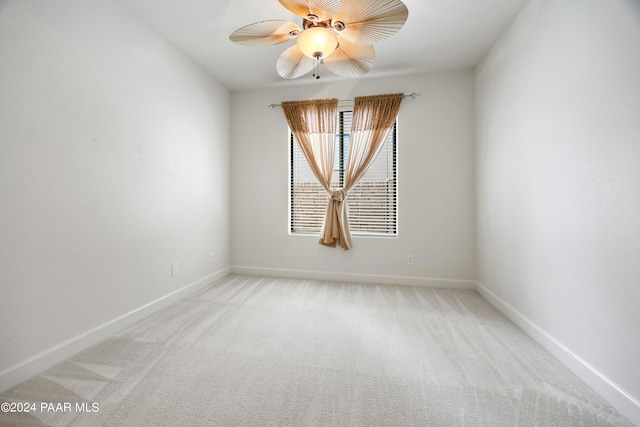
[290,110,397,235]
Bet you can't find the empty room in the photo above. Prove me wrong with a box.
[1,0,639,425]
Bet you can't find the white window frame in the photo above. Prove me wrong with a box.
[289,109,398,237]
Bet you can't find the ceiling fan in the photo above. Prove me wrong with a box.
[229,0,409,80]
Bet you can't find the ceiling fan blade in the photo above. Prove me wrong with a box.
[229,20,301,46]
[323,37,375,77]
[332,0,408,45]
[278,0,342,22]
[276,45,316,79]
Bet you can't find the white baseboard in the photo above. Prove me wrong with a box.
[231,265,476,289]
[0,267,230,394]
[475,281,640,426]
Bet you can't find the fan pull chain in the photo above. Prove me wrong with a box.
[312,55,321,79]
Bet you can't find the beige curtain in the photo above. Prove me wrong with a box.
[282,94,403,251]
[282,97,338,230]
[324,93,404,250]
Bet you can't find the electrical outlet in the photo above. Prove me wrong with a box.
[209,252,215,264]
[407,255,414,265]
[171,262,179,276]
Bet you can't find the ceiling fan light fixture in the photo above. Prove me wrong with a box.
[229,0,409,79]
[296,27,339,59]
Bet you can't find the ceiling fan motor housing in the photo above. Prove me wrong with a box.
[301,18,345,32]
[302,18,331,30]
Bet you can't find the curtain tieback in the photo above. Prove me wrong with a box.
[329,188,346,202]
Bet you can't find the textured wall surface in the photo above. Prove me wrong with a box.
[0,0,231,386]
[475,0,640,421]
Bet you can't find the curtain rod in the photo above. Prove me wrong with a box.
[267,92,420,108]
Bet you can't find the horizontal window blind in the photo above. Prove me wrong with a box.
[290,111,397,235]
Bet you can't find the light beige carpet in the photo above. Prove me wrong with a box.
[0,275,632,426]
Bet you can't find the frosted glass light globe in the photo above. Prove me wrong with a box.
[296,27,339,59]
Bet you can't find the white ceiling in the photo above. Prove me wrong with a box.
[117,0,529,92]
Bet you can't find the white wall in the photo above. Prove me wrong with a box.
[475,0,640,423]
[231,71,476,288]
[0,0,231,391]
